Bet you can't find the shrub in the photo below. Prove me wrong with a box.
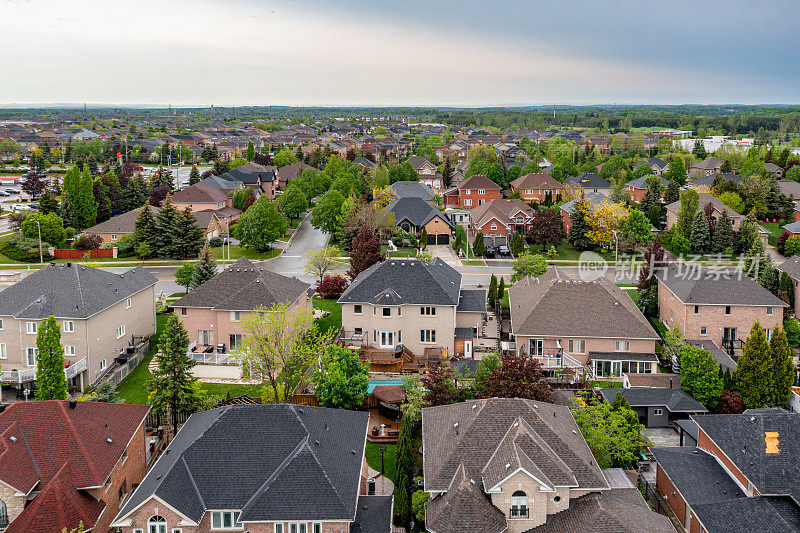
[411,490,429,523]
[785,235,800,257]
[116,234,136,258]
[0,234,54,262]
[74,233,102,250]
[209,236,224,247]
[315,275,349,298]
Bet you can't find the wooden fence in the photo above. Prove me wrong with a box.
[53,248,114,259]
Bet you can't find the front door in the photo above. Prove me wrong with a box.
[379,331,394,348]
[529,339,543,356]
[464,340,473,358]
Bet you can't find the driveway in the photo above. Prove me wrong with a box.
[427,244,458,261]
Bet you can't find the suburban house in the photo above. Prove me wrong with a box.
[276,161,314,191]
[170,182,242,234]
[633,157,670,176]
[559,191,607,231]
[111,404,393,533]
[338,258,487,360]
[508,268,659,380]
[83,205,227,245]
[388,197,453,245]
[688,172,741,191]
[388,180,435,201]
[407,155,443,189]
[564,172,612,196]
[657,262,786,352]
[172,257,311,356]
[690,156,725,176]
[652,409,800,533]
[0,400,150,533]
[626,175,668,203]
[764,162,785,179]
[218,162,275,198]
[0,263,157,391]
[777,255,800,309]
[353,156,376,170]
[443,174,502,208]
[508,172,563,202]
[422,398,675,533]
[777,180,800,220]
[665,192,749,234]
[469,199,535,248]
[599,388,707,428]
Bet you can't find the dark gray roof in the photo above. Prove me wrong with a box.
[454,327,474,339]
[626,175,668,190]
[685,339,737,371]
[589,352,659,362]
[0,263,156,319]
[351,496,392,533]
[457,289,486,312]
[559,191,608,214]
[199,174,242,190]
[783,220,800,233]
[657,262,786,307]
[777,255,800,280]
[565,172,611,189]
[693,409,800,502]
[339,257,461,306]
[675,418,699,443]
[173,257,310,311]
[388,180,434,200]
[114,405,368,524]
[388,197,452,229]
[424,464,507,533]
[219,166,274,186]
[652,447,744,504]
[635,157,669,170]
[599,388,707,413]
[690,172,741,188]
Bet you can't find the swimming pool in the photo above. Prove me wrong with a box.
[367,379,403,393]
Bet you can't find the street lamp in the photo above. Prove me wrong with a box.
[34,219,43,265]
[611,229,619,265]
[378,445,387,476]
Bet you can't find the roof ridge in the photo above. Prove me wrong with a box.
[58,401,101,485]
[240,434,310,514]
[73,264,86,315]
[181,454,206,510]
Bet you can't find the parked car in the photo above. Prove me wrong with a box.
[28,202,39,209]
[5,188,18,194]
[498,245,511,257]
[0,191,9,197]
[484,246,496,258]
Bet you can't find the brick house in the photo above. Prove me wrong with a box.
[111,405,392,533]
[652,409,800,533]
[665,192,744,231]
[509,268,659,379]
[777,255,800,310]
[172,257,311,355]
[0,263,156,392]
[657,262,786,350]
[564,172,612,196]
[626,175,668,204]
[690,156,725,175]
[443,174,502,208]
[389,196,453,245]
[633,157,669,176]
[559,191,608,231]
[422,398,675,533]
[407,155,443,190]
[508,172,563,202]
[276,161,315,192]
[469,199,535,247]
[218,162,276,198]
[0,400,150,533]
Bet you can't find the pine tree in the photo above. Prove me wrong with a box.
[497,277,505,304]
[394,417,417,526]
[146,315,200,435]
[712,210,734,254]
[472,232,485,257]
[191,244,217,289]
[735,321,772,409]
[768,326,795,407]
[689,212,711,254]
[155,198,179,258]
[171,208,204,259]
[568,193,593,250]
[35,316,68,401]
[664,179,680,204]
[488,274,498,306]
[189,165,200,185]
[74,166,98,229]
[59,193,75,228]
[134,204,158,250]
[38,189,59,215]
[779,271,795,307]
[510,231,525,256]
[744,238,770,281]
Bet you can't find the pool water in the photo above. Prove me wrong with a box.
[367,379,403,393]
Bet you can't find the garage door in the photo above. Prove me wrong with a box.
[436,234,450,244]
[494,236,507,246]
[427,234,437,245]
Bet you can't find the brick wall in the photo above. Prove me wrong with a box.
[696,429,753,493]
[0,480,27,528]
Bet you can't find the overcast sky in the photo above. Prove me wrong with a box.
[2,0,798,106]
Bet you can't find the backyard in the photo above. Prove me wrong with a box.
[365,441,397,482]
[313,297,343,337]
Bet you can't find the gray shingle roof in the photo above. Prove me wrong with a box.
[114,405,368,524]
[685,339,737,371]
[0,263,156,319]
[388,181,434,200]
[657,262,787,307]
[777,255,800,280]
[559,192,608,215]
[173,257,310,311]
[424,464,507,533]
[84,205,157,235]
[200,174,243,190]
[589,352,658,362]
[565,172,611,189]
[599,388,707,413]
[388,197,452,229]
[351,496,393,533]
[339,257,461,306]
[690,172,741,188]
[626,175,668,190]
[457,289,486,312]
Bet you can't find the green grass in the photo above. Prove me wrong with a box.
[169,292,186,298]
[461,260,486,266]
[382,245,417,257]
[623,288,639,306]
[590,380,623,389]
[648,316,668,339]
[198,382,262,398]
[116,314,170,404]
[365,442,397,482]
[209,245,281,261]
[313,297,342,336]
[760,221,785,240]
[500,289,509,309]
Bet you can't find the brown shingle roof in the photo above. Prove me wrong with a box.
[458,173,502,191]
[510,173,563,191]
[424,464,507,533]
[171,182,229,204]
[469,199,534,229]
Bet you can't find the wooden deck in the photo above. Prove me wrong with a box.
[367,409,400,443]
[359,345,447,373]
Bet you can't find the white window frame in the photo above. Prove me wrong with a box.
[525,189,533,194]
[126,297,132,309]
[111,234,118,241]
[379,331,394,348]
[210,510,243,530]
[116,325,126,339]
[653,408,663,416]
[0,343,6,359]
[700,326,707,335]
[62,320,74,333]
[312,524,321,533]
[615,340,630,351]
[0,317,4,330]
[478,189,485,194]
[288,524,307,533]
[464,199,472,206]
[26,321,37,334]
[100,359,107,370]
[274,525,284,533]
[64,345,76,357]
[134,530,144,533]
[490,223,497,230]
[568,339,585,354]
[26,347,38,367]
[229,311,241,322]
[382,307,391,317]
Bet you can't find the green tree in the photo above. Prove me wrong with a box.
[246,141,255,162]
[665,156,687,185]
[273,148,295,168]
[394,416,416,526]
[35,316,68,400]
[510,231,525,256]
[154,198,179,258]
[170,208,204,259]
[735,321,773,409]
[277,184,309,223]
[680,345,723,408]
[188,165,201,185]
[238,197,288,251]
[74,166,98,229]
[497,277,505,303]
[676,189,699,238]
[568,193,593,250]
[21,212,65,247]
[664,179,681,204]
[311,190,345,236]
[488,274,498,306]
[779,271,795,307]
[473,352,501,395]
[767,325,795,407]
[472,232,485,257]
[689,212,711,254]
[175,263,195,293]
[89,381,124,403]
[311,345,370,409]
[571,398,648,468]
[147,315,201,435]
[510,252,547,282]
[620,208,652,245]
[304,245,342,283]
[133,204,158,250]
[663,325,685,369]
[191,244,217,289]
[712,210,734,253]
[718,191,744,213]
[412,490,429,523]
[784,235,800,257]
[38,189,59,215]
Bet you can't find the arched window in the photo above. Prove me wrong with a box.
[148,515,167,533]
[510,490,528,518]
[0,500,8,528]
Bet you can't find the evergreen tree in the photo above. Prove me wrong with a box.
[38,189,59,215]
[744,238,770,281]
[59,193,75,228]
[35,316,68,401]
[665,156,687,185]
[62,165,80,199]
[90,381,124,403]
[779,271,795,307]
[394,417,417,526]
[155,198,180,258]
[689,212,711,254]
[735,321,772,409]
[472,232,485,257]
[133,204,159,251]
[442,159,453,189]
[74,166,98,229]
[488,274,498,306]
[146,315,201,436]
[758,263,779,295]
[191,244,217,289]
[188,165,200,185]
[171,208,204,259]
[122,175,150,211]
[246,141,255,162]
[497,277,505,304]
[92,179,112,223]
[664,179,680,204]
[768,326,795,407]
[712,210,734,253]
[510,231,525,256]
[568,193,593,250]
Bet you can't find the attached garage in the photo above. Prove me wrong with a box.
[493,236,507,247]
[436,234,450,244]
[427,234,437,245]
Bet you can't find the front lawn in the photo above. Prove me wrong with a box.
[382,245,418,258]
[209,245,281,261]
[198,382,262,398]
[500,289,509,309]
[365,442,397,482]
[461,260,486,266]
[313,297,342,336]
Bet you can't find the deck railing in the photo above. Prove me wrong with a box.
[0,357,88,384]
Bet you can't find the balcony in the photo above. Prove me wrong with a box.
[509,507,529,519]
[0,357,88,385]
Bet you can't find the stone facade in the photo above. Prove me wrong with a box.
[0,479,26,528]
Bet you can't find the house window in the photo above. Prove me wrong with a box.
[62,320,74,333]
[275,526,284,533]
[354,304,362,314]
[767,306,773,315]
[615,340,630,351]
[0,343,5,359]
[148,516,167,533]
[26,322,37,334]
[421,306,436,315]
[420,330,436,343]
[64,345,76,357]
[490,223,497,230]
[478,189,485,194]
[181,307,187,315]
[229,311,241,322]
[118,480,127,504]
[478,199,485,205]
[172,530,182,533]
[100,359,107,370]
[526,189,533,194]
[198,330,214,345]
[0,500,7,529]
[382,307,391,317]
[568,339,585,354]
[510,490,528,518]
[464,199,472,206]
[694,305,699,314]
[653,409,663,416]
[701,326,707,335]
[26,347,38,367]
[116,325,126,339]
[725,306,731,315]
[211,511,243,530]
[111,234,118,241]
[765,328,773,341]
[229,334,243,351]
[0,318,3,330]
[379,331,394,348]
[288,524,307,533]
[312,524,321,533]
[354,327,363,335]
[126,297,132,309]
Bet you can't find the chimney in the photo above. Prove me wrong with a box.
[68,399,77,409]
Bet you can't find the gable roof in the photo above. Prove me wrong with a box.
[339,257,461,306]
[777,180,800,199]
[469,199,535,229]
[84,205,158,235]
[777,255,800,280]
[407,155,435,170]
[277,162,314,182]
[458,174,501,191]
[199,175,242,193]
[388,180,434,200]
[634,157,669,171]
[656,262,787,307]
[599,388,707,413]
[424,464,507,533]
[565,172,611,189]
[626,175,669,190]
[114,405,368,524]
[508,268,658,341]
[173,257,310,311]
[171,182,229,204]
[0,263,157,319]
[690,172,741,189]
[388,197,452,229]
[692,156,725,170]
[559,192,608,215]
[509,172,562,191]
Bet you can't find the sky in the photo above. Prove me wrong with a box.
[1,0,799,107]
